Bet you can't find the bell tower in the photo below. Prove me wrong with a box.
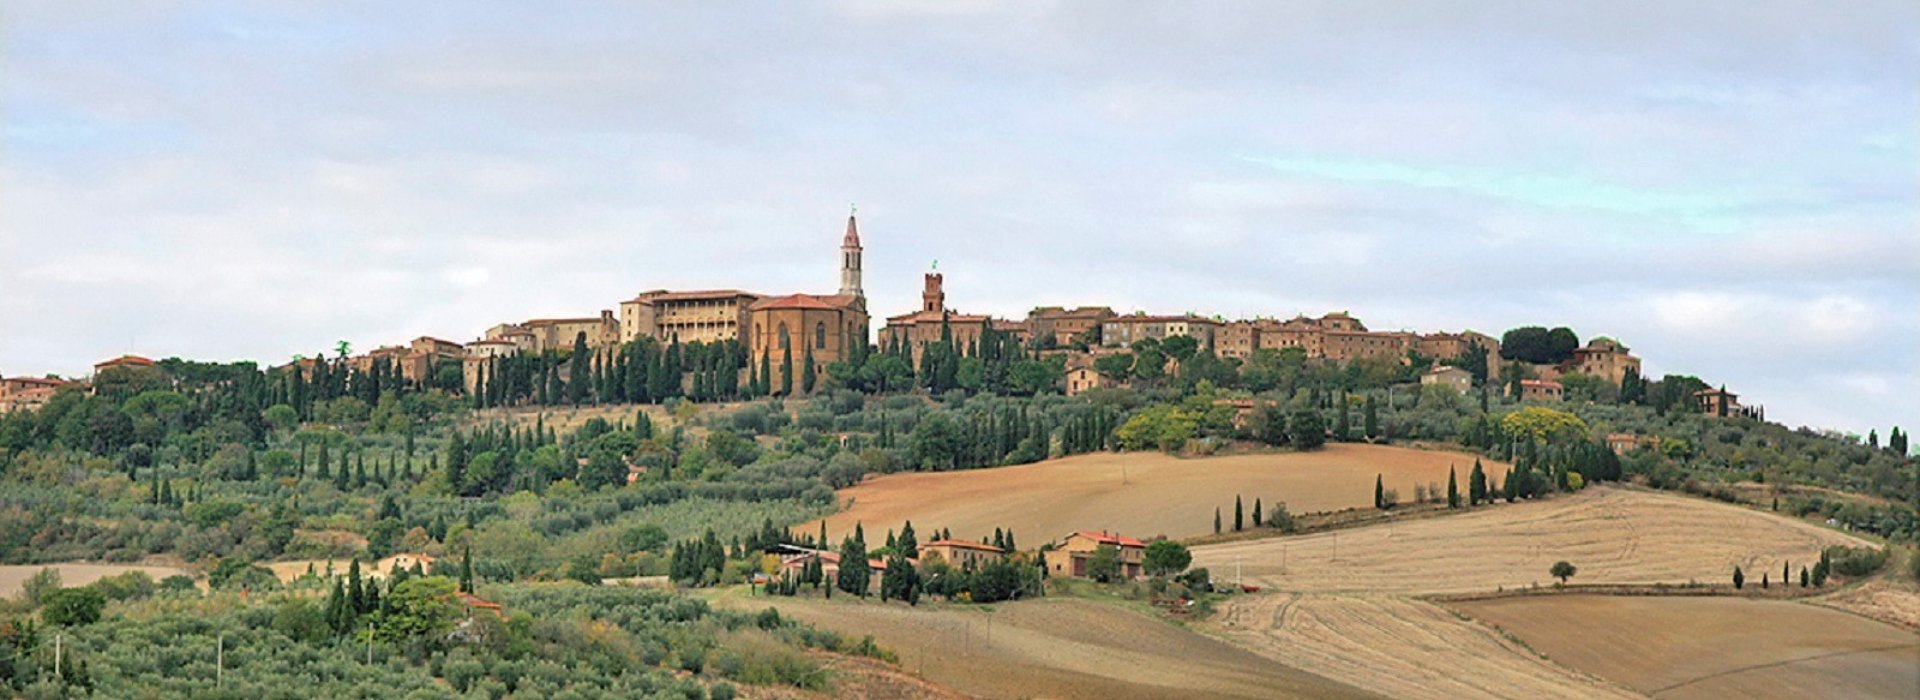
[838,206,863,299]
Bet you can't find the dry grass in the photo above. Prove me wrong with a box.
[0,564,191,599]
[1189,486,1869,595]
[1453,595,1920,700]
[811,443,1507,544]
[716,594,1383,700]
[1209,593,1644,700]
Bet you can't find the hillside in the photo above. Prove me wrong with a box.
[810,443,1507,544]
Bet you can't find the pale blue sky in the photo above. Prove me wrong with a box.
[2,1,1915,435]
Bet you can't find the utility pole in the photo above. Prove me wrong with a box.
[216,632,224,687]
[53,633,62,682]
[366,622,374,665]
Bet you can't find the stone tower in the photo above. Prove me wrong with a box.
[921,272,945,313]
[839,211,864,299]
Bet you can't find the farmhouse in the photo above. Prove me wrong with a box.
[1049,530,1147,580]
[1517,379,1564,402]
[1421,365,1474,393]
[1064,366,1115,396]
[920,539,1005,569]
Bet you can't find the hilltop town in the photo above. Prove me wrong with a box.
[0,214,1760,425]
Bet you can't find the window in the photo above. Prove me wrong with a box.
[815,322,827,349]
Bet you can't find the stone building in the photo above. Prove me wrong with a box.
[1421,365,1474,394]
[1064,366,1116,396]
[880,272,991,365]
[1100,314,1222,352]
[744,214,870,394]
[1048,530,1146,580]
[618,289,763,346]
[1518,379,1565,402]
[1025,306,1116,347]
[920,540,1006,569]
[1563,337,1641,387]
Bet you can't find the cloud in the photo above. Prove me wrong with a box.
[0,2,1914,435]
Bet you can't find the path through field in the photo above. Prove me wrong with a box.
[1454,595,1920,700]
[812,443,1505,543]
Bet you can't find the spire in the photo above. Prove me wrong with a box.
[839,206,864,299]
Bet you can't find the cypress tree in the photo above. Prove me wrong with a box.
[1374,474,1385,510]
[1447,467,1460,509]
[802,342,817,394]
[1214,507,1222,534]
[460,543,474,593]
[1733,565,1744,590]
[1469,459,1487,505]
[1234,495,1244,532]
[1253,498,1263,527]
[780,345,794,395]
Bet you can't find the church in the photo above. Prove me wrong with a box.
[744,213,870,393]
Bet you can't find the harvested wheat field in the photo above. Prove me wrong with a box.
[0,564,191,598]
[1190,486,1868,594]
[1454,595,1920,700]
[1210,593,1643,700]
[811,443,1505,544]
[721,595,1383,700]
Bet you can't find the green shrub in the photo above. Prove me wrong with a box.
[1825,546,1889,577]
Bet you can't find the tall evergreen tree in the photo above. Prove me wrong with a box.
[1447,467,1461,508]
[1233,495,1244,532]
[1374,474,1386,510]
[780,345,794,395]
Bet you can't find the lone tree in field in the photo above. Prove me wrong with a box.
[1214,507,1222,534]
[1374,474,1386,510]
[1253,498,1263,527]
[1550,561,1577,585]
[1733,565,1744,590]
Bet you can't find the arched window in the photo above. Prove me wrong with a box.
[815,322,827,349]
[778,323,790,350]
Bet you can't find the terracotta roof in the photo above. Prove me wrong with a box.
[468,339,516,346]
[925,539,1005,553]
[750,293,843,311]
[885,309,991,324]
[1073,530,1146,548]
[95,355,156,369]
[524,316,610,326]
[1520,379,1563,389]
[630,289,764,303]
[1105,315,1222,326]
[4,377,65,387]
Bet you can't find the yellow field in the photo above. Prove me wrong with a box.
[717,594,1383,700]
[0,564,191,598]
[1189,486,1866,594]
[1186,485,1894,700]
[1454,595,1920,700]
[1213,593,1643,700]
[811,443,1507,544]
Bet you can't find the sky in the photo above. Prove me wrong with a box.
[2,1,1914,435]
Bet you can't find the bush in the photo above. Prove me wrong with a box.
[40,587,106,626]
[1826,546,1889,578]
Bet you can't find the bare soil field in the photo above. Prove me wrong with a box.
[717,594,1383,700]
[1454,595,1920,700]
[1189,486,1868,594]
[0,564,190,599]
[1209,593,1643,700]
[811,443,1506,544]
